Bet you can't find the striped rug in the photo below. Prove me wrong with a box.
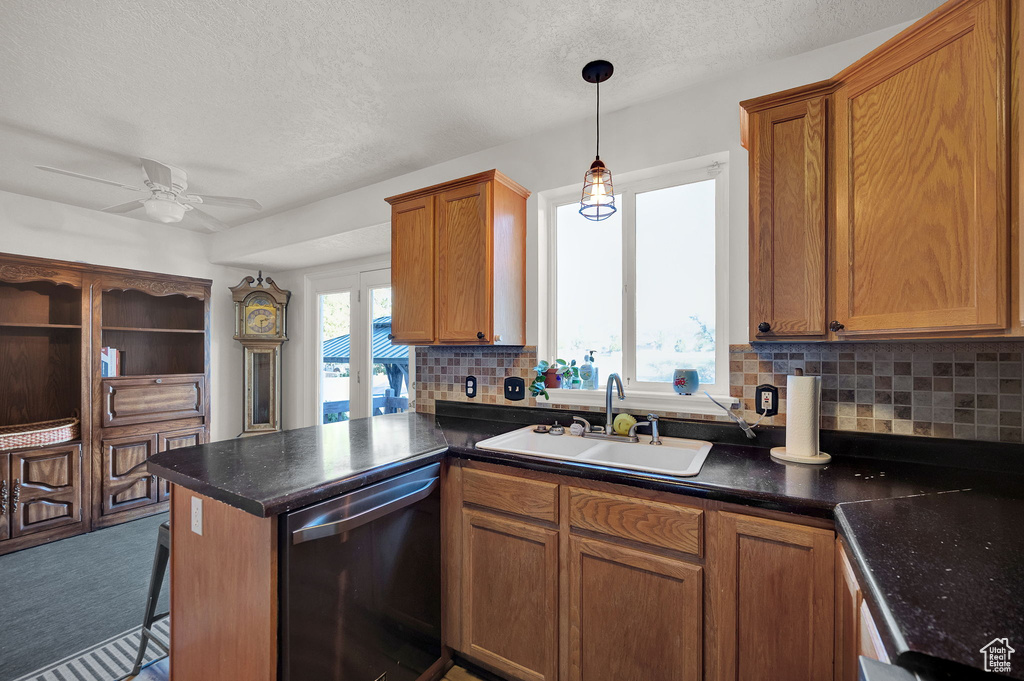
[11,618,169,681]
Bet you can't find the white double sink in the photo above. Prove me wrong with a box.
[476,425,713,477]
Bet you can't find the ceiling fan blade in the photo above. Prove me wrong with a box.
[188,206,230,232]
[140,158,174,189]
[35,166,145,192]
[184,194,263,211]
[102,200,145,214]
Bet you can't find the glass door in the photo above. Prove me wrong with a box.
[314,269,411,424]
[317,274,358,423]
[365,278,411,417]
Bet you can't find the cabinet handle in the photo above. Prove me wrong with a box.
[757,322,771,333]
[11,479,20,515]
[476,332,486,340]
[829,320,845,332]
[0,479,7,515]
[387,333,395,340]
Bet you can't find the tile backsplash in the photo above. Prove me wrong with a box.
[414,341,1024,444]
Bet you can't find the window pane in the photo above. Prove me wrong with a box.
[320,292,351,422]
[555,199,622,383]
[635,180,716,385]
[370,287,410,416]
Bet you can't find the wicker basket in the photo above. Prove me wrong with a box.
[0,417,80,450]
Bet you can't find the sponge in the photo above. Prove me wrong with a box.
[612,413,637,436]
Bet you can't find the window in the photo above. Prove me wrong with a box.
[546,158,729,410]
[307,267,412,425]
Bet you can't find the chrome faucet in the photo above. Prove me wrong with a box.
[605,373,624,434]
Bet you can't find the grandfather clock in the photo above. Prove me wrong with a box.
[230,272,290,434]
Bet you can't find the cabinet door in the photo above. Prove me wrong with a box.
[715,512,834,681]
[437,182,492,343]
[749,97,827,339]
[460,508,557,681]
[391,195,437,343]
[0,453,9,541]
[101,434,159,514]
[833,0,1008,336]
[568,535,702,681]
[9,444,83,538]
[157,426,206,501]
[835,538,862,681]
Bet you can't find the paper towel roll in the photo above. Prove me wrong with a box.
[785,374,821,457]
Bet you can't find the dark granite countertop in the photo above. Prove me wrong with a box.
[838,491,1024,680]
[147,412,448,516]
[149,405,1024,679]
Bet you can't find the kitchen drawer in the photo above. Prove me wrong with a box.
[568,487,703,556]
[102,374,205,428]
[462,467,558,523]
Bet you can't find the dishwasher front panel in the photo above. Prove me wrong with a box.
[281,464,442,681]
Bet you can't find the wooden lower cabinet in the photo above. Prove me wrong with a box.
[714,511,835,681]
[568,535,702,681]
[836,538,888,680]
[460,508,558,681]
[157,426,205,501]
[9,444,83,539]
[448,461,842,681]
[101,434,159,515]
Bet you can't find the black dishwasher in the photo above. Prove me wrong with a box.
[280,463,442,681]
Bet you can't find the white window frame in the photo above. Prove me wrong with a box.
[542,154,735,415]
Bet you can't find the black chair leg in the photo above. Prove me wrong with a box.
[129,521,170,676]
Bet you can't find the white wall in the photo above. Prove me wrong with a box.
[0,189,249,442]
[262,22,911,428]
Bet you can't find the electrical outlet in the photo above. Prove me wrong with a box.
[504,376,526,401]
[465,375,477,398]
[191,496,203,536]
[755,384,779,417]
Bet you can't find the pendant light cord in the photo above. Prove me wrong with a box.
[595,80,600,159]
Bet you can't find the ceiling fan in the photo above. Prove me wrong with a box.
[35,158,262,232]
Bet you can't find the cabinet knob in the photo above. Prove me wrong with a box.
[155,378,163,384]
[494,334,502,342]
[477,331,486,340]
[829,320,845,332]
[387,333,395,341]
[757,322,771,333]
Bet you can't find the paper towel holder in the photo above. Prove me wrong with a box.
[770,368,832,465]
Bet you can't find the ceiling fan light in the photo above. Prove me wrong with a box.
[144,198,185,223]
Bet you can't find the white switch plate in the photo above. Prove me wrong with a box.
[191,496,203,536]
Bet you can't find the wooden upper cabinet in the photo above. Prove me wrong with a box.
[568,536,702,681]
[9,444,83,539]
[833,0,1009,336]
[390,195,436,343]
[714,512,835,681]
[386,170,530,346]
[744,94,828,340]
[438,182,491,342]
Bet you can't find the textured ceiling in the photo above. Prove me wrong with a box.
[1,0,941,230]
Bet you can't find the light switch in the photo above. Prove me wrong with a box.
[191,496,203,536]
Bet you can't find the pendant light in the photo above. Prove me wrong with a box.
[579,59,616,221]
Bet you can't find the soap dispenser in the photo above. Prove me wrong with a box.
[579,350,598,390]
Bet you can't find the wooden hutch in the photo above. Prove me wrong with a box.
[0,252,211,554]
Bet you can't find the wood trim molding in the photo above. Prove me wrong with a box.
[385,169,531,205]
[739,79,838,115]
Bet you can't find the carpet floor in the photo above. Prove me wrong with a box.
[0,513,170,681]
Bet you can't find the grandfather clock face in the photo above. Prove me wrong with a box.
[230,274,290,434]
[244,294,278,335]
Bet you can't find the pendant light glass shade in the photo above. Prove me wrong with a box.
[579,60,615,221]
[580,158,616,221]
